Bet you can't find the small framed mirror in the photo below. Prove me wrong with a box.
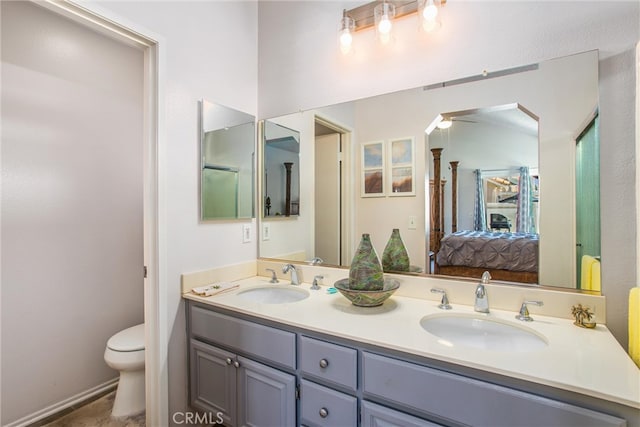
[200,99,255,220]
[262,120,300,218]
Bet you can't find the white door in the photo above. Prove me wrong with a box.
[315,133,342,265]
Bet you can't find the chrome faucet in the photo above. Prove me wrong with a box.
[308,257,324,265]
[515,300,544,321]
[474,271,491,313]
[282,264,300,285]
[430,288,452,310]
[265,268,279,283]
[311,275,323,290]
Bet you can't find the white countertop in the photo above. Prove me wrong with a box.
[184,276,640,409]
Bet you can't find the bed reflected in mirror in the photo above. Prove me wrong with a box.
[428,103,541,284]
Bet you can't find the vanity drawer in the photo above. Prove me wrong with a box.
[299,336,357,391]
[190,305,296,369]
[362,401,443,427]
[362,352,626,427]
[300,380,357,427]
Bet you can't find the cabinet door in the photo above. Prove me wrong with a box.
[189,339,237,426]
[236,356,296,427]
[362,401,443,427]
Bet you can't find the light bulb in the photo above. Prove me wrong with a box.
[437,119,452,129]
[339,29,353,54]
[378,15,392,34]
[422,0,438,21]
[374,2,395,43]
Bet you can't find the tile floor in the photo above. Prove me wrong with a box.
[39,391,145,427]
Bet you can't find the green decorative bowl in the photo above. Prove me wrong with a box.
[334,278,400,307]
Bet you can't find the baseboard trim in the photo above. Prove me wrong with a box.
[6,378,118,427]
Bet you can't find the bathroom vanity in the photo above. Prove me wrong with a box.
[184,275,639,427]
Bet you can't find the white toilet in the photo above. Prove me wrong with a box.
[104,323,145,418]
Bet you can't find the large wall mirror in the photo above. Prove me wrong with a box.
[258,50,599,292]
[200,99,255,220]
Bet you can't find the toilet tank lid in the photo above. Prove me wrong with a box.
[107,324,145,352]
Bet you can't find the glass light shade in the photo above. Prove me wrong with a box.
[338,11,355,54]
[374,1,395,44]
[419,0,442,33]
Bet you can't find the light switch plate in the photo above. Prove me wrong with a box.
[263,223,271,241]
[242,224,251,243]
[408,216,417,230]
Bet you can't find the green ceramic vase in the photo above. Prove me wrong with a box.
[382,228,410,272]
[349,234,384,291]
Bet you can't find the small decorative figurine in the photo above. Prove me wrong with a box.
[571,304,596,329]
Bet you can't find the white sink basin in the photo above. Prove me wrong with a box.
[420,313,547,352]
[237,285,310,304]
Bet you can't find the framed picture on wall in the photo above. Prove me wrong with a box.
[361,141,385,197]
[388,137,415,196]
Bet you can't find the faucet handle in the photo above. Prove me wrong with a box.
[515,300,544,321]
[311,275,324,290]
[430,288,452,310]
[266,268,278,283]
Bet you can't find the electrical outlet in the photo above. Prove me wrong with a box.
[263,223,271,241]
[242,224,251,243]
[408,216,417,230]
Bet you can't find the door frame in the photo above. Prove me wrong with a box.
[314,115,354,264]
[38,1,167,425]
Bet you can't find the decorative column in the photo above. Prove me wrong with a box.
[284,162,293,217]
[450,161,459,233]
[431,148,443,255]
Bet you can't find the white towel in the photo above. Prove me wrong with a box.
[192,282,238,297]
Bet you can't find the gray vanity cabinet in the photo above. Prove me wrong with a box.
[189,339,296,427]
[187,301,632,427]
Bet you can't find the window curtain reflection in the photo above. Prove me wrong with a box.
[474,169,487,231]
[516,166,535,233]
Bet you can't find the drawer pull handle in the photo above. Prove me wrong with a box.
[225,358,233,365]
[319,407,329,418]
[233,361,241,368]
[319,358,329,368]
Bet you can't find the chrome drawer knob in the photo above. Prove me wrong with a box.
[225,358,233,365]
[319,407,329,418]
[233,361,240,368]
[319,358,329,369]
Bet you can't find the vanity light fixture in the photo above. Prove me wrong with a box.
[339,0,445,54]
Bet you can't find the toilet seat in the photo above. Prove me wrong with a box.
[107,324,144,352]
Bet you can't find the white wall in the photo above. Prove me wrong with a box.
[257,1,638,346]
[90,0,259,422]
[1,2,144,424]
